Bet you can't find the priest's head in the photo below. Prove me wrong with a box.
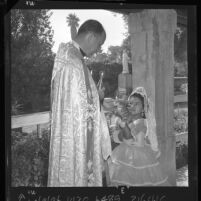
[74,19,106,57]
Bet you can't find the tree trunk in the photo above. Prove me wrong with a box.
[70,25,77,40]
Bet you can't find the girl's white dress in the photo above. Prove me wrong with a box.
[108,118,170,186]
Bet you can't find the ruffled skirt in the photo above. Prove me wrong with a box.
[108,143,170,186]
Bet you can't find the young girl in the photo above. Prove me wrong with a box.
[108,87,170,186]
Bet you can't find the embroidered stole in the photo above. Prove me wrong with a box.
[81,58,95,170]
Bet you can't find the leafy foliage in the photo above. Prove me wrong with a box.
[176,143,188,169]
[11,130,50,187]
[66,13,80,27]
[174,108,188,133]
[85,48,109,64]
[174,77,188,95]
[174,26,188,77]
[66,13,80,40]
[87,62,125,98]
[11,10,187,115]
[11,9,55,114]
[174,26,187,63]
[107,46,123,64]
[85,41,131,67]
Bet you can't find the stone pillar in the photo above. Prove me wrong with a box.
[118,73,132,97]
[129,9,177,185]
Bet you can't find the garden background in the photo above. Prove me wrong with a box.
[11,9,188,187]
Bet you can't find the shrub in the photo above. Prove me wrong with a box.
[174,108,188,133]
[11,130,50,187]
[174,108,188,168]
[176,142,188,169]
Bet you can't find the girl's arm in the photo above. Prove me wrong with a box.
[118,120,133,139]
[122,123,133,139]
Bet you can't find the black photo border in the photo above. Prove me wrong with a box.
[3,1,198,201]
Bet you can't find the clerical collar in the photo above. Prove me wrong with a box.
[79,47,86,57]
[72,40,86,57]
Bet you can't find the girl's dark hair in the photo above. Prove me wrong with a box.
[77,19,106,37]
[130,93,146,118]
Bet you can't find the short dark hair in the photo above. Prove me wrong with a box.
[77,19,106,37]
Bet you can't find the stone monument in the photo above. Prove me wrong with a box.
[122,50,129,74]
[118,50,132,98]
